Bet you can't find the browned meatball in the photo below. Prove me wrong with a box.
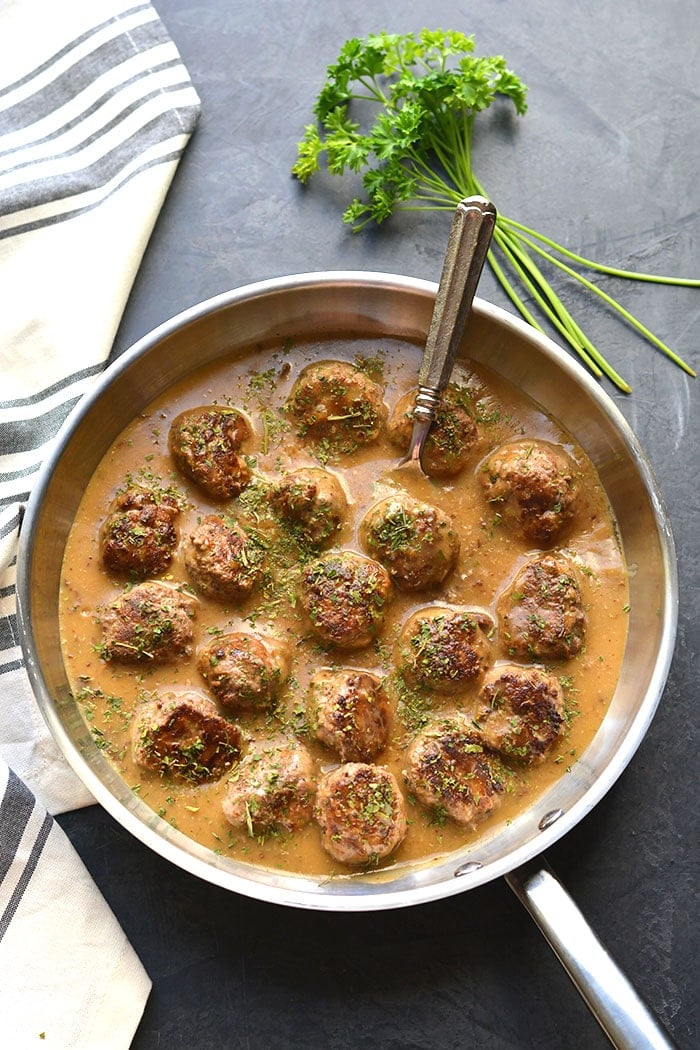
[388,384,478,477]
[132,691,242,782]
[298,550,392,650]
[480,439,579,545]
[397,606,493,694]
[314,763,407,865]
[184,515,263,602]
[222,740,316,836]
[498,554,586,660]
[403,719,506,825]
[285,361,387,455]
[169,406,252,500]
[100,486,181,576]
[271,467,347,550]
[197,632,289,711]
[100,581,196,664]
[306,668,390,761]
[475,664,566,765]
[359,493,460,591]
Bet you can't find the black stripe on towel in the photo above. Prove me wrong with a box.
[0,613,19,654]
[0,770,53,942]
[0,769,35,883]
[0,398,80,457]
[0,364,103,412]
[0,144,187,240]
[0,492,30,510]
[0,658,23,675]
[0,509,21,541]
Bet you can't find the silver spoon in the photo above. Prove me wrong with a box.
[399,196,497,471]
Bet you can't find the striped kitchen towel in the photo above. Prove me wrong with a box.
[0,0,200,815]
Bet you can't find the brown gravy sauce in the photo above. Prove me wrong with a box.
[59,337,628,877]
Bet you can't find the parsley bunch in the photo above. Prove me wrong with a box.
[293,29,697,392]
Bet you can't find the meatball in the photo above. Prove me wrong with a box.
[480,439,579,545]
[397,606,493,694]
[498,554,586,660]
[314,763,407,865]
[359,493,460,591]
[388,384,478,477]
[132,691,242,782]
[100,581,196,664]
[298,550,392,650]
[222,740,316,836]
[197,632,289,711]
[475,664,566,766]
[306,668,390,761]
[403,720,505,825]
[184,515,263,602]
[285,360,387,455]
[169,406,252,500]
[100,486,181,576]
[271,467,348,550]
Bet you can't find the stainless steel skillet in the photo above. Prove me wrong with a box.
[16,272,678,1048]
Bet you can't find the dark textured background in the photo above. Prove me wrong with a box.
[57,1,698,1046]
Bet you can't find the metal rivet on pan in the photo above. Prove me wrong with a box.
[453,861,483,877]
[538,808,565,831]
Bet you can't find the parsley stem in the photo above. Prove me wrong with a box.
[406,148,461,201]
[500,216,700,287]
[399,198,457,210]
[492,227,612,383]
[496,226,618,381]
[484,247,547,332]
[513,232,696,377]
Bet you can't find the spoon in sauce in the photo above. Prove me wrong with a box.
[399,196,497,472]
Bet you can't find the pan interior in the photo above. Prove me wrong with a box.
[18,273,677,909]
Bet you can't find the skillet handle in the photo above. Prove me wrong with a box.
[506,860,677,1050]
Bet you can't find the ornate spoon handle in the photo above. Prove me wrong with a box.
[402,196,497,469]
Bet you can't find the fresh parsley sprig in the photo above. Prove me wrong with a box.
[292,29,697,392]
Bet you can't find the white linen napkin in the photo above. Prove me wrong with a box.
[0,0,201,1043]
[0,762,153,1047]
